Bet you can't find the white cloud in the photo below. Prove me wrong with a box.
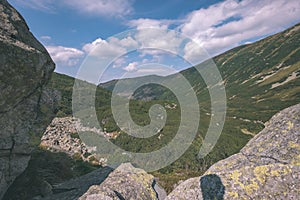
[112,57,127,68]
[46,46,84,66]
[128,18,171,30]
[11,0,133,17]
[180,0,300,55]
[183,41,208,64]
[123,61,139,72]
[40,36,51,40]
[128,18,184,55]
[62,0,133,17]
[122,63,178,78]
[83,36,138,59]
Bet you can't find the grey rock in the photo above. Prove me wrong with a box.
[79,163,165,200]
[40,117,107,165]
[0,0,57,198]
[166,103,300,200]
[37,167,113,200]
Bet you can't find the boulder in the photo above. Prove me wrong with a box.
[166,103,300,199]
[79,163,166,200]
[0,0,58,198]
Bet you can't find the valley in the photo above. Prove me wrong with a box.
[45,23,300,193]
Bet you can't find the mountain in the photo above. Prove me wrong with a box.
[98,23,300,191]
[101,23,300,119]
[39,22,299,193]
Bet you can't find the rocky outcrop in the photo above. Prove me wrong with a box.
[166,103,300,199]
[79,163,166,200]
[40,117,113,165]
[0,0,57,198]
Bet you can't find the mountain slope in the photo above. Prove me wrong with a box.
[43,23,300,193]
[98,23,300,191]
[101,23,300,121]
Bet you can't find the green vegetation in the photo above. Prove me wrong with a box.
[47,23,300,193]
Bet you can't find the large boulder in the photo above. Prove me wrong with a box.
[79,163,166,200]
[0,0,58,198]
[166,103,300,199]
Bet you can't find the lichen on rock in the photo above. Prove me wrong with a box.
[79,163,165,200]
[166,103,300,200]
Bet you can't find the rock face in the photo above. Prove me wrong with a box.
[79,163,166,200]
[166,103,300,200]
[0,0,57,198]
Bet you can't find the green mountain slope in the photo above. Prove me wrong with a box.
[50,23,300,192]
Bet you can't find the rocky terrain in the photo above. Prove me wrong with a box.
[166,103,300,199]
[0,0,58,198]
[33,103,299,200]
[40,117,116,165]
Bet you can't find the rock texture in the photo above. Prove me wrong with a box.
[79,163,166,200]
[40,117,115,165]
[32,166,113,200]
[0,0,57,198]
[166,103,300,200]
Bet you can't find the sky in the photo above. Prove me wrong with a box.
[8,0,300,83]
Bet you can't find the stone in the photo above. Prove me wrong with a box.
[166,103,300,200]
[79,163,165,200]
[40,117,108,165]
[0,0,58,198]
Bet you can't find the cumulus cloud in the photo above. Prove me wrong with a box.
[123,61,139,72]
[46,46,84,66]
[34,0,300,69]
[128,18,171,30]
[180,0,300,55]
[11,0,133,17]
[125,0,300,60]
[83,36,138,59]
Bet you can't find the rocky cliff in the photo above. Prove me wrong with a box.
[0,0,58,198]
[166,103,300,199]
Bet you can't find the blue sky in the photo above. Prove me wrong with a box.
[8,0,300,83]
